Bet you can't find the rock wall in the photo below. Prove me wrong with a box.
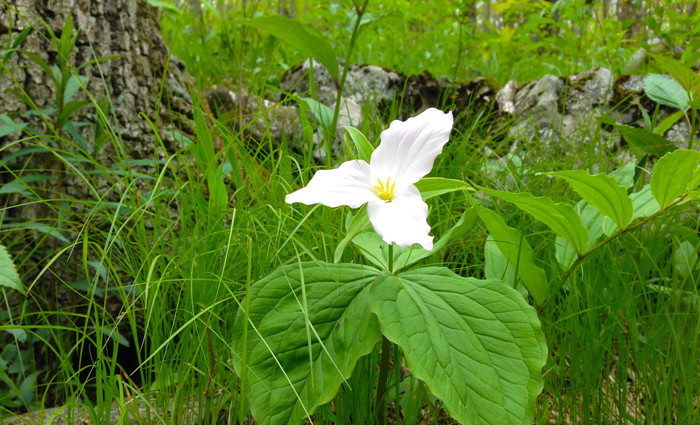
[213,60,696,165]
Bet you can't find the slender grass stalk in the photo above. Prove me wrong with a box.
[375,336,392,425]
[325,0,370,168]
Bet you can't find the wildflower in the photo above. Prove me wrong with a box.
[286,108,453,250]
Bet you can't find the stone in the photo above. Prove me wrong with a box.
[204,86,301,148]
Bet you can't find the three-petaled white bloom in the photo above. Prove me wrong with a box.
[286,108,454,250]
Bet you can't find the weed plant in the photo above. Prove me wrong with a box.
[2,1,700,424]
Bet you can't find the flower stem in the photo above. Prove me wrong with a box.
[376,335,392,425]
[388,243,394,274]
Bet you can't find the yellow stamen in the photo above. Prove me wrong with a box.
[374,177,396,201]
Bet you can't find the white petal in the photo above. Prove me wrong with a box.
[285,159,377,208]
[367,185,433,250]
[370,108,453,188]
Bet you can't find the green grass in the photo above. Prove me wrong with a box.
[2,1,700,424]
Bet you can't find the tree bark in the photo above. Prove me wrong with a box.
[0,0,194,171]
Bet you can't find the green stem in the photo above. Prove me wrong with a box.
[388,243,394,274]
[376,335,392,425]
[325,0,370,168]
[539,193,691,312]
[683,110,693,150]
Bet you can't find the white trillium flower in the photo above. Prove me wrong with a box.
[285,108,454,250]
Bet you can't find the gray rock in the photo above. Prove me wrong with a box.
[204,86,301,147]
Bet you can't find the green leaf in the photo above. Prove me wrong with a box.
[3,26,32,64]
[650,149,700,209]
[64,75,88,103]
[299,97,334,129]
[643,74,689,110]
[609,160,636,190]
[370,268,547,425]
[476,206,548,304]
[485,235,529,297]
[357,10,405,35]
[0,245,24,294]
[674,240,700,279]
[479,187,588,254]
[616,124,676,157]
[414,177,473,200]
[57,101,91,127]
[631,184,660,220]
[334,205,372,263]
[648,52,700,99]
[0,115,28,138]
[0,175,53,197]
[343,126,374,162]
[18,371,41,406]
[2,222,69,243]
[547,170,633,230]
[20,49,58,87]
[239,15,339,82]
[147,0,182,12]
[233,262,382,425]
[654,110,684,136]
[670,225,700,249]
[352,207,479,271]
[59,11,75,68]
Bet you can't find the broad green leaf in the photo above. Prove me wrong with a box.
[609,160,636,190]
[631,184,661,220]
[352,207,479,271]
[616,124,676,157]
[476,206,548,304]
[485,234,516,284]
[648,52,700,99]
[18,371,41,406]
[299,97,334,129]
[547,170,633,230]
[479,187,588,254]
[674,240,700,279]
[343,126,373,162]
[239,15,339,82]
[650,150,700,209]
[485,235,528,297]
[415,177,473,200]
[370,268,547,425]
[334,205,372,263]
[233,262,382,425]
[555,235,578,268]
[0,245,24,294]
[643,74,689,110]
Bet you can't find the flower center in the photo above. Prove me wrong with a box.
[374,177,396,202]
